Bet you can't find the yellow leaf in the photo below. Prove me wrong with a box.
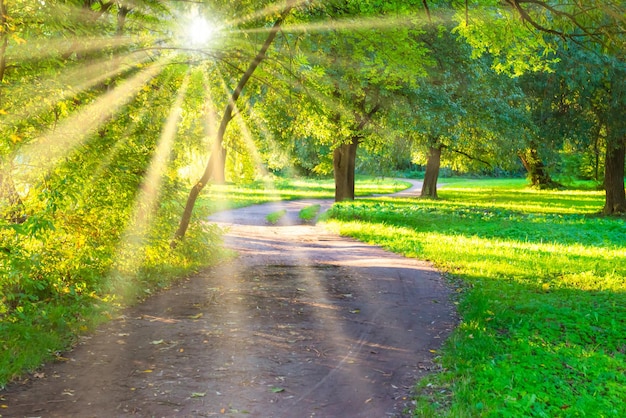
[11,34,27,45]
[142,369,153,373]
[9,134,21,144]
[0,109,7,115]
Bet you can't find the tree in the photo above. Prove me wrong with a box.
[403,23,527,198]
[262,1,433,202]
[171,4,295,245]
[458,0,626,212]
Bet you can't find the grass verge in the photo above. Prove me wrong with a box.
[323,178,626,417]
[299,204,321,222]
[266,209,287,224]
[197,176,410,213]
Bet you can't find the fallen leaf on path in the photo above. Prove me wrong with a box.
[150,339,164,345]
[189,313,203,319]
[191,392,206,398]
[270,387,285,393]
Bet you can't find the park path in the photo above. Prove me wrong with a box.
[2,180,456,418]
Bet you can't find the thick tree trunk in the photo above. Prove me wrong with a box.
[171,13,289,247]
[331,101,380,203]
[333,138,359,202]
[421,145,442,198]
[518,147,561,189]
[603,137,626,215]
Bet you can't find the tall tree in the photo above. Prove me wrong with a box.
[171,3,295,245]
[459,0,626,212]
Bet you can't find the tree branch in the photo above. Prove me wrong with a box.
[447,147,492,167]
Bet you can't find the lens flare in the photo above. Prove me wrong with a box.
[188,16,216,46]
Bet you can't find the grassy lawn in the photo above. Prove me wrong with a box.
[322,178,626,417]
[197,176,410,212]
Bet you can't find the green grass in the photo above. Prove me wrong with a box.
[299,204,321,222]
[323,178,626,417]
[197,176,410,213]
[266,209,287,224]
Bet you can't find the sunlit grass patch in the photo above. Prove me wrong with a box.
[198,175,410,213]
[266,209,287,224]
[299,204,321,222]
[323,179,626,417]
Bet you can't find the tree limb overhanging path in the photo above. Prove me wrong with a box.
[3,180,456,418]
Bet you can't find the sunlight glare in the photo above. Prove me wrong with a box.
[187,16,216,46]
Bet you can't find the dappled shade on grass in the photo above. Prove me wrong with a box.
[324,178,626,417]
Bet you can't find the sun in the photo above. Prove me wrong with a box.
[187,16,215,46]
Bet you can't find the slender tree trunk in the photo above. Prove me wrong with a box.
[421,145,442,198]
[0,0,8,107]
[603,136,626,215]
[518,147,560,189]
[333,137,359,202]
[117,6,130,35]
[0,167,25,223]
[171,13,290,247]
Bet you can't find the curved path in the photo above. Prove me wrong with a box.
[3,180,456,418]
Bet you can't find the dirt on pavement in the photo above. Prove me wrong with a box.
[1,180,457,418]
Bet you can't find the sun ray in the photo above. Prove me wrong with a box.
[2,50,154,130]
[5,35,148,63]
[224,0,311,27]
[16,57,170,183]
[234,13,425,36]
[107,73,190,299]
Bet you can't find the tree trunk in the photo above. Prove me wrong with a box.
[421,145,442,198]
[603,137,626,215]
[331,101,380,203]
[209,146,227,184]
[171,12,290,247]
[333,137,359,202]
[0,166,25,223]
[0,0,8,107]
[518,147,560,189]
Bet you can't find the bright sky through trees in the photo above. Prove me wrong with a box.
[187,16,215,46]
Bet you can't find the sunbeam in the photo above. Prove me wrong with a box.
[16,57,169,183]
[107,73,190,299]
[5,35,147,63]
[235,13,426,36]
[2,50,154,130]
[224,0,311,27]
